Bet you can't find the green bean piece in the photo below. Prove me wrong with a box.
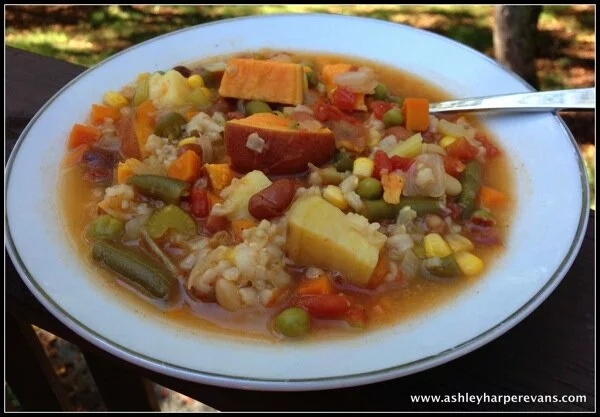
[356,178,383,200]
[383,108,404,127]
[374,83,388,100]
[133,76,149,106]
[306,68,319,88]
[458,161,482,219]
[145,205,196,239]
[319,166,347,185]
[92,240,175,299]
[127,175,190,204]
[334,150,355,172]
[86,215,124,241]
[154,112,187,142]
[245,100,272,116]
[424,255,461,278]
[274,307,311,338]
[471,208,496,225]
[362,198,444,222]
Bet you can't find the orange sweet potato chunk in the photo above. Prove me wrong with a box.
[225,113,335,175]
[218,58,304,105]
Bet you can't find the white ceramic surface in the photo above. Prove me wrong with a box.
[5,14,589,391]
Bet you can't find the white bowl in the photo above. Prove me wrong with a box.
[5,14,589,391]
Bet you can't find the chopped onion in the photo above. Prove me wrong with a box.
[332,67,378,94]
[198,137,213,163]
[298,119,322,131]
[400,249,420,280]
[246,133,266,153]
[203,61,227,72]
[403,154,446,197]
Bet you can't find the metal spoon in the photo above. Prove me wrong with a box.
[429,88,595,114]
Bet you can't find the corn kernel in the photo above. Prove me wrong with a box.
[103,91,129,109]
[454,251,484,276]
[323,185,348,210]
[424,233,453,258]
[177,137,198,147]
[439,136,457,148]
[187,74,205,89]
[368,128,382,147]
[444,234,474,253]
[353,157,374,178]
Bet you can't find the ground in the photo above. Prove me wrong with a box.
[4,5,596,411]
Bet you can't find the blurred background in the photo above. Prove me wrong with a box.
[5,4,595,412]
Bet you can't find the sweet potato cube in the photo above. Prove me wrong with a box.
[218,58,304,105]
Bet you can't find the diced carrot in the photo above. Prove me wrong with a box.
[446,137,479,161]
[134,100,156,157]
[368,252,389,289]
[117,158,143,184]
[402,97,429,131]
[207,191,224,207]
[296,275,334,296]
[205,163,234,192]
[381,171,404,204]
[293,294,350,319]
[67,124,102,149]
[168,150,203,183]
[185,110,199,121]
[479,185,507,208]
[63,144,90,166]
[232,218,257,242]
[90,104,121,126]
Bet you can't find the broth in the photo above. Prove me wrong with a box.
[59,51,514,341]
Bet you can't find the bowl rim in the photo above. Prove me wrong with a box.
[5,13,590,391]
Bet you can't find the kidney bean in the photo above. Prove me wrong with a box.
[205,215,230,234]
[172,65,192,78]
[248,179,296,220]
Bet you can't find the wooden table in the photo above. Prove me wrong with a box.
[5,47,595,412]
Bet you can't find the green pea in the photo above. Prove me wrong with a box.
[274,307,311,338]
[356,178,383,200]
[388,95,405,106]
[245,100,272,116]
[154,112,187,142]
[334,150,354,172]
[374,83,388,100]
[87,215,124,241]
[383,108,404,127]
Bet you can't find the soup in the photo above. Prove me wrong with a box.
[60,51,513,341]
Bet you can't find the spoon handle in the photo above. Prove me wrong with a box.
[429,88,595,114]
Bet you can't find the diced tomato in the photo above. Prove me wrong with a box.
[446,201,463,220]
[345,305,367,328]
[190,187,210,218]
[390,155,414,172]
[293,294,350,319]
[464,222,501,245]
[205,215,230,234]
[444,155,466,178]
[446,138,479,161]
[368,100,396,120]
[373,150,393,180]
[476,133,501,158]
[313,100,359,125]
[331,87,357,112]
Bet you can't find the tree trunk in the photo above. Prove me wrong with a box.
[493,6,542,89]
